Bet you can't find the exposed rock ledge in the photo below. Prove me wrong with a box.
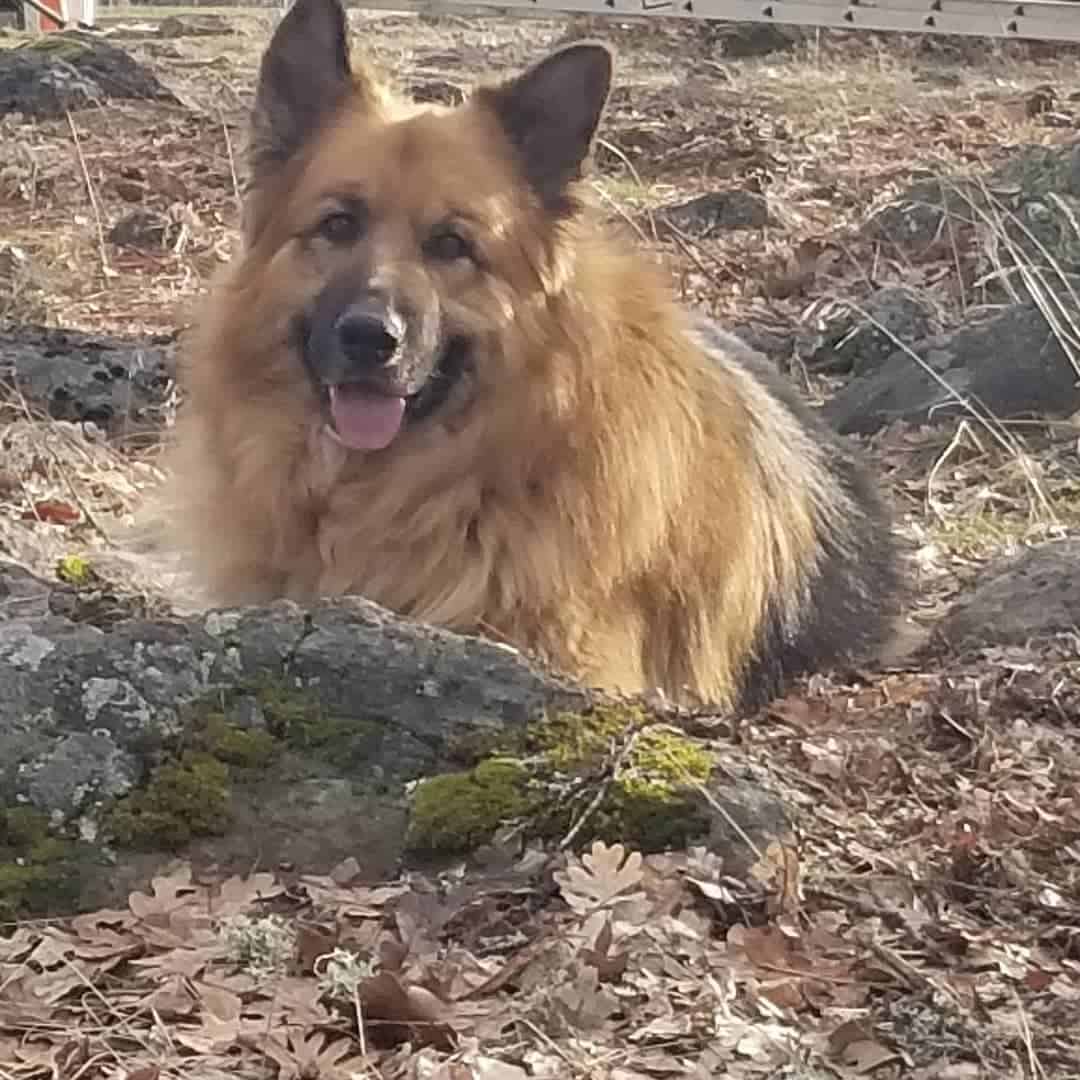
[0,562,790,916]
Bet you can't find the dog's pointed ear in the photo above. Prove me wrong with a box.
[250,0,368,182]
[477,42,613,208]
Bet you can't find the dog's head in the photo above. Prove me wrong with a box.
[238,0,613,452]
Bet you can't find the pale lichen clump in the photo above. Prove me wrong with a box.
[221,913,297,978]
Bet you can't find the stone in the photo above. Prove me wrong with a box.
[824,303,1080,436]
[108,209,172,252]
[658,191,771,234]
[940,539,1080,649]
[0,561,796,916]
[799,287,943,378]
[0,324,177,441]
[155,13,233,37]
[708,22,801,58]
[0,32,181,118]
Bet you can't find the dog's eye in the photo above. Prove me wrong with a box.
[318,210,363,246]
[425,229,471,263]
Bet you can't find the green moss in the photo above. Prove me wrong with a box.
[56,554,92,586]
[535,709,717,853]
[203,713,280,770]
[625,728,715,787]
[1,805,50,847]
[0,806,82,917]
[406,758,533,854]
[280,708,362,753]
[598,729,715,850]
[250,681,398,774]
[106,752,231,850]
[254,682,321,732]
[533,703,650,771]
[403,704,718,857]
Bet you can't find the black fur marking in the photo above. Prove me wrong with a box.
[693,318,903,712]
[404,337,471,424]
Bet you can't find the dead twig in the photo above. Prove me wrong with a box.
[65,110,112,282]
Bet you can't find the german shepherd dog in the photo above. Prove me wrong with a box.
[166,0,901,710]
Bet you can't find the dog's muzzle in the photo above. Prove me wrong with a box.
[300,288,470,452]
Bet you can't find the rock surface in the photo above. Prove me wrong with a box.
[0,323,177,441]
[658,190,771,234]
[799,287,944,377]
[863,139,1080,306]
[0,32,181,118]
[940,539,1080,649]
[823,303,1080,435]
[0,562,792,915]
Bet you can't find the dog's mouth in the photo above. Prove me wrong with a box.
[324,383,407,451]
[318,337,471,452]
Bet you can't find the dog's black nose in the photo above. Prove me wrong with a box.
[335,303,402,368]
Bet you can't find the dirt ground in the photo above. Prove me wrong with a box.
[1,9,1080,1079]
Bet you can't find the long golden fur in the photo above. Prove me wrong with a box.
[165,0,901,710]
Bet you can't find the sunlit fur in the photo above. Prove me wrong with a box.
[165,3,900,710]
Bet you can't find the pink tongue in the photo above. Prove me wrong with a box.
[329,386,406,450]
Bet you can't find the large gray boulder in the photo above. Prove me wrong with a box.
[0,563,792,917]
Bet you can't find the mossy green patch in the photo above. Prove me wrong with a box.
[56,554,93,586]
[0,806,82,917]
[203,713,280,770]
[591,728,715,850]
[106,752,231,850]
[533,703,651,771]
[405,704,718,857]
[232,679,384,767]
[406,758,533,854]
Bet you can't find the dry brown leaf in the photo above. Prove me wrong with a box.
[195,981,243,1022]
[143,976,197,1019]
[128,865,201,921]
[360,970,456,1051]
[123,1066,161,1080]
[552,965,620,1030]
[554,841,645,916]
[23,498,80,524]
[261,1030,364,1080]
[130,943,223,980]
[839,1039,902,1073]
[295,921,340,975]
[212,871,283,918]
[579,914,630,983]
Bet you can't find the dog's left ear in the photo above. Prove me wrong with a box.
[477,42,613,209]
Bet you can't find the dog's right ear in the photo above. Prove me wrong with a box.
[249,0,365,185]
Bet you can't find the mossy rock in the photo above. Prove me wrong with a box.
[105,752,231,850]
[189,678,387,772]
[406,758,533,854]
[0,806,84,917]
[405,704,718,857]
[202,713,280,770]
